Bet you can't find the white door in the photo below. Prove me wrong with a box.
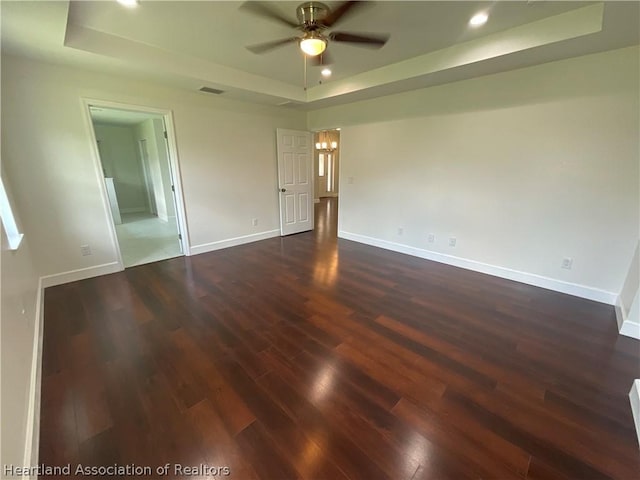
[161,118,184,253]
[277,129,313,236]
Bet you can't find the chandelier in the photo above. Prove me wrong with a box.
[315,130,338,152]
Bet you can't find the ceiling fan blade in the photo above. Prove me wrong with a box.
[239,2,299,28]
[321,1,366,27]
[246,37,299,54]
[311,50,333,66]
[329,31,389,48]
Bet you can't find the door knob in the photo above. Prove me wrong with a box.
[280,188,287,192]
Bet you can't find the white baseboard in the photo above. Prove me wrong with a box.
[620,321,640,339]
[23,278,45,479]
[190,229,280,256]
[616,292,640,339]
[630,380,640,448]
[119,207,147,214]
[40,262,122,288]
[339,231,617,305]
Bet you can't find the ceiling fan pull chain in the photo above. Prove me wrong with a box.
[304,53,308,91]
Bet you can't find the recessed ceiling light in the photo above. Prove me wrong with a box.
[469,12,488,26]
[117,0,139,8]
[321,68,332,77]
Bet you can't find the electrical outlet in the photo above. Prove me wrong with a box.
[561,257,573,269]
[252,218,258,227]
[397,227,404,236]
[427,233,435,243]
[80,244,92,256]
[449,237,457,247]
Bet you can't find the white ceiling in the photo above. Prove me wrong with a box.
[2,1,638,109]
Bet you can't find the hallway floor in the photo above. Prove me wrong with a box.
[115,212,182,267]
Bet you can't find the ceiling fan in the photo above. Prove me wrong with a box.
[241,1,389,65]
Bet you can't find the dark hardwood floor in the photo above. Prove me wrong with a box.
[40,197,639,479]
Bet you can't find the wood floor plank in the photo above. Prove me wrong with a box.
[170,328,256,436]
[392,397,527,479]
[78,429,121,474]
[185,399,260,480]
[442,388,636,479]
[38,371,79,469]
[234,421,302,480]
[254,368,392,480]
[393,394,533,478]
[38,198,639,479]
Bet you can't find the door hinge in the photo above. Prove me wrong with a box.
[178,233,182,240]
[163,131,168,139]
[171,185,175,192]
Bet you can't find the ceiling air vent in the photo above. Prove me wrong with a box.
[199,86,224,95]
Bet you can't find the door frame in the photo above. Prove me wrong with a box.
[81,98,191,270]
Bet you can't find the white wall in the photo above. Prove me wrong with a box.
[0,54,306,279]
[0,173,40,471]
[93,123,148,213]
[309,46,640,301]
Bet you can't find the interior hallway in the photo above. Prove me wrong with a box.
[314,197,338,242]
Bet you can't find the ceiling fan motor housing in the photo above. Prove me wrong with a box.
[297,2,330,29]
[242,1,389,57]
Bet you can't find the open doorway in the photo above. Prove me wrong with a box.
[88,105,186,267]
[313,129,340,240]
[314,129,340,201]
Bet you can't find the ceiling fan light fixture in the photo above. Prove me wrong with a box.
[300,33,327,56]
